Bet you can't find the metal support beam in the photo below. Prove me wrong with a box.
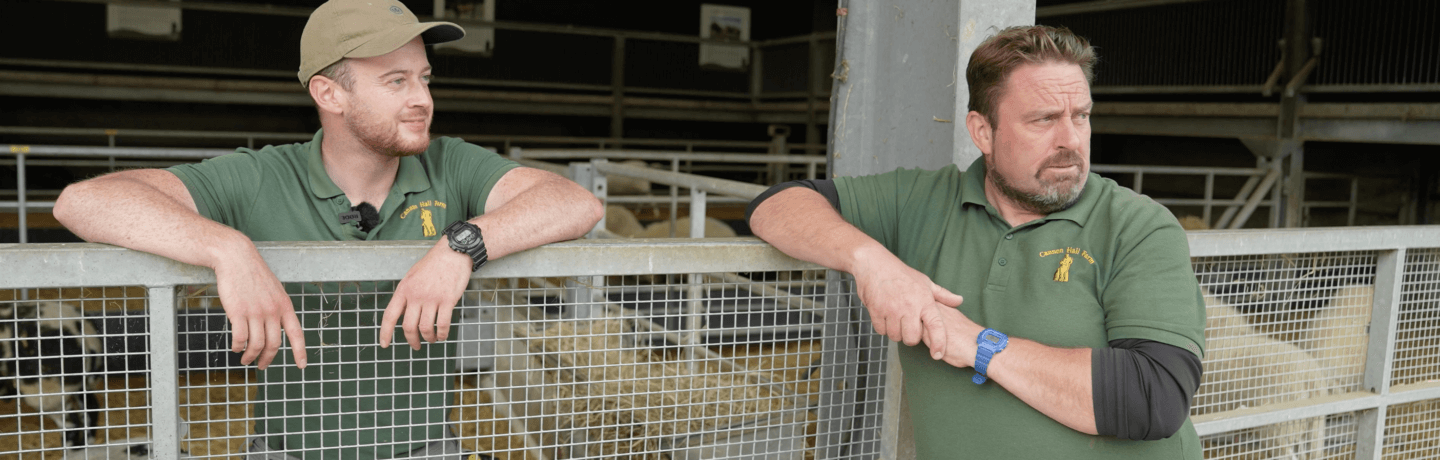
[610,37,626,142]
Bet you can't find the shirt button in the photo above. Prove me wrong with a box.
[1005,234,1014,240]
[998,258,1007,266]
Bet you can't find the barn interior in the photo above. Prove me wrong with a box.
[2,1,1439,460]
[2,0,1437,244]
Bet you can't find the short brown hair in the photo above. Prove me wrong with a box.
[315,58,356,91]
[966,25,1095,125]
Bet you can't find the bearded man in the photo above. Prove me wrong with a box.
[54,0,602,458]
[747,25,1206,459]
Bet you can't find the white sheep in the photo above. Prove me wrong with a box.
[1299,284,1373,390]
[1198,292,1336,459]
[0,300,105,448]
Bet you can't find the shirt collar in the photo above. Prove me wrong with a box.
[958,156,1097,228]
[306,129,433,200]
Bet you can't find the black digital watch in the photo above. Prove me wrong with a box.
[443,220,488,272]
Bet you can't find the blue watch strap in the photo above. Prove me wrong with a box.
[973,328,1009,384]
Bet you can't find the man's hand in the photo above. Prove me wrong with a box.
[380,240,472,350]
[851,246,964,355]
[921,301,984,368]
[213,253,307,370]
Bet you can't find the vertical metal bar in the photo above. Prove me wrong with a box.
[1285,144,1306,228]
[878,341,905,460]
[571,161,604,238]
[815,269,861,460]
[1349,177,1359,226]
[1357,248,1406,459]
[16,152,26,244]
[1203,172,1215,226]
[689,189,706,238]
[684,273,704,374]
[1268,159,1284,228]
[148,285,181,459]
[669,158,680,236]
[1133,171,1144,194]
[1355,406,1388,460]
[610,36,626,143]
[807,162,818,180]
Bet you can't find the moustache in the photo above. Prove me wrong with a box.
[1038,149,1085,175]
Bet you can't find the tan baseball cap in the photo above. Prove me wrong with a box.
[298,0,464,87]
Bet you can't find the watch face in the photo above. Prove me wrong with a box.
[983,334,1001,345]
[455,229,475,243]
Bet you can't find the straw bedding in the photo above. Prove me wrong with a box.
[510,319,811,459]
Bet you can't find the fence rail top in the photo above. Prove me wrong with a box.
[0,238,816,288]
[1185,225,1440,256]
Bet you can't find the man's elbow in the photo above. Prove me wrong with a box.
[578,193,604,233]
[1137,408,1190,441]
[52,180,93,230]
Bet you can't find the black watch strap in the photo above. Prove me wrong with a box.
[443,220,488,272]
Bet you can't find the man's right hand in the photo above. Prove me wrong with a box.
[851,246,964,355]
[212,252,308,370]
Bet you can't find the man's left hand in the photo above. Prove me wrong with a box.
[380,240,472,350]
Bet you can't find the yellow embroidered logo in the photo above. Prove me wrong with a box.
[1054,254,1073,282]
[420,208,436,237]
[1039,247,1095,282]
[400,200,448,237]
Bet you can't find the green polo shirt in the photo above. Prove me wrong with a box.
[169,130,517,459]
[835,157,1206,459]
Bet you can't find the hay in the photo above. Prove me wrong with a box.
[450,376,541,460]
[510,319,806,459]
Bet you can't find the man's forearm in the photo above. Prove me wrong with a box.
[472,170,602,260]
[984,338,1098,434]
[748,187,881,274]
[54,169,255,270]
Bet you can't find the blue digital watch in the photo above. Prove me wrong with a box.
[972,328,1009,384]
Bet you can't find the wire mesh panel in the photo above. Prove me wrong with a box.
[1191,251,1377,458]
[1393,248,1440,387]
[0,286,153,459]
[1383,398,1440,459]
[161,270,878,460]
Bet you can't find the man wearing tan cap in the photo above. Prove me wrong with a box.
[54,0,602,458]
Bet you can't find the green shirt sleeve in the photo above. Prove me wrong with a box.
[1102,217,1208,359]
[834,168,925,250]
[437,138,519,218]
[167,150,264,227]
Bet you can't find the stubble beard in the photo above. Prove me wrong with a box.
[345,101,431,158]
[985,146,1088,215]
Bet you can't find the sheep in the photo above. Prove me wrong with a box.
[1299,284,1373,390]
[606,204,645,238]
[633,216,737,239]
[0,300,105,448]
[1198,292,1336,460]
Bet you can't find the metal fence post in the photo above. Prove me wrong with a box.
[16,150,26,244]
[148,285,182,459]
[1355,247,1407,459]
[689,189,706,238]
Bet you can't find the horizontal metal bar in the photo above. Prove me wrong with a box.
[0,159,183,169]
[1301,84,1440,93]
[1037,0,1216,17]
[0,238,819,288]
[1303,201,1356,208]
[1193,382,1440,436]
[753,32,836,47]
[516,149,827,164]
[0,126,825,152]
[623,86,753,100]
[1091,85,1266,94]
[1151,198,1269,207]
[1,144,231,159]
[1186,226,1440,257]
[1090,165,1267,176]
[604,195,750,205]
[594,161,769,199]
[0,201,55,210]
